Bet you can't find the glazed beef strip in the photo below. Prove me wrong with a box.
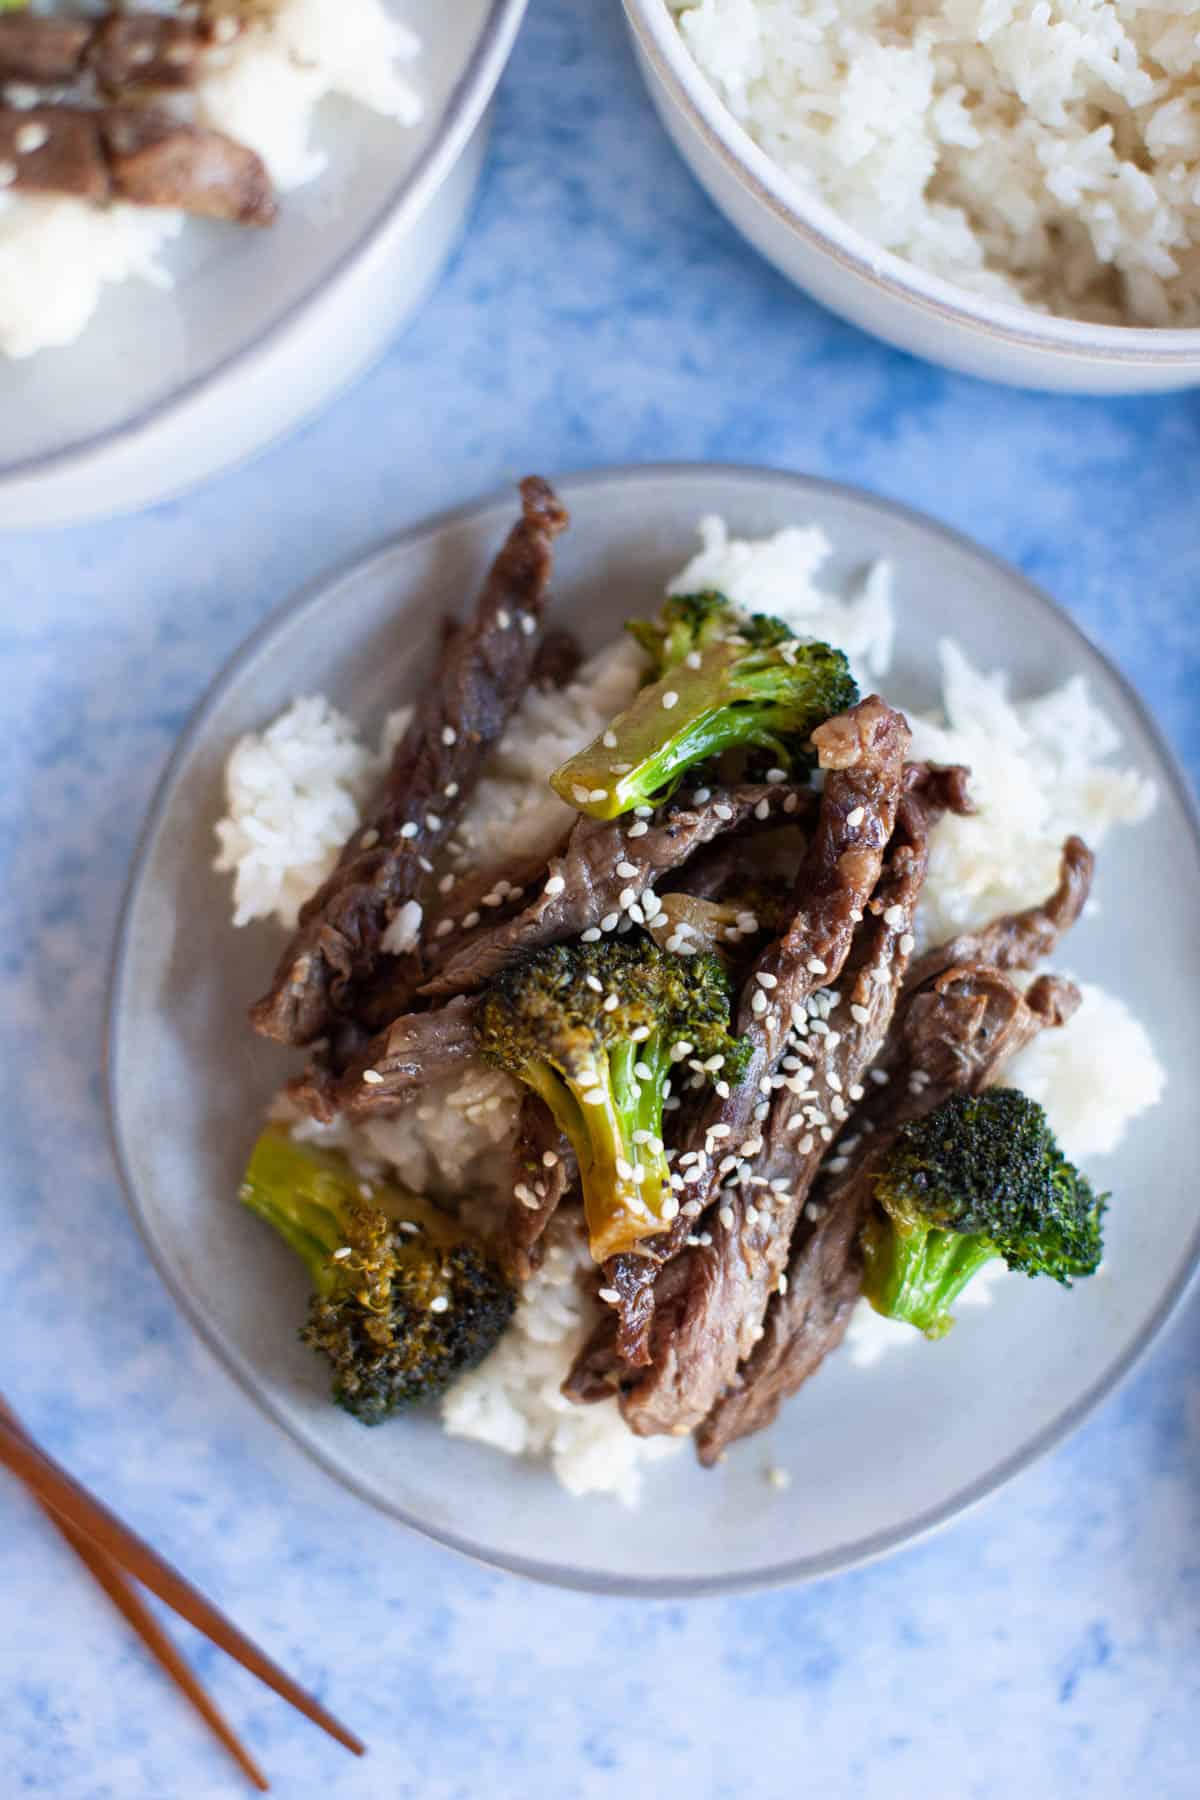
[101,108,274,223]
[0,11,237,91]
[695,967,1081,1461]
[604,696,911,1400]
[250,478,569,1047]
[908,834,1093,989]
[0,104,274,222]
[617,756,942,1440]
[419,782,811,1001]
[331,994,482,1120]
[0,15,91,85]
[504,1097,578,1282]
[352,842,561,1037]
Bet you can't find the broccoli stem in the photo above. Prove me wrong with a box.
[860,1216,1001,1339]
[238,1129,359,1297]
[551,642,795,820]
[526,1040,674,1262]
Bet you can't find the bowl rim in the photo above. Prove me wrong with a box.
[0,0,529,490]
[624,0,1200,366]
[105,462,1200,1597]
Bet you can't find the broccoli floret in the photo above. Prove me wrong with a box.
[239,1129,515,1423]
[552,592,857,820]
[476,935,748,1262]
[860,1088,1106,1339]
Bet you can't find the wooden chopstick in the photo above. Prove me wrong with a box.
[0,1411,364,1760]
[0,1397,268,1792]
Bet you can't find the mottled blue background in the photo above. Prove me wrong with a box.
[2,3,1198,1795]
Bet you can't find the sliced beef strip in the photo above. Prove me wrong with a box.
[0,12,236,92]
[503,1096,578,1282]
[250,479,569,1047]
[617,749,927,1440]
[91,16,227,93]
[530,627,582,691]
[695,966,1082,1461]
[101,108,275,225]
[604,696,911,1383]
[908,835,1093,990]
[0,16,91,86]
[332,994,482,1120]
[353,841,563,1037]
[419,782,810,1001]
[0,103,273,222]
[0,107,108,202]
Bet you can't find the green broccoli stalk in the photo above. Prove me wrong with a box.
[550,592,857,820]
[476,936,748,1262]
[240,1129,515,1423]
[860,1088,1106,1339]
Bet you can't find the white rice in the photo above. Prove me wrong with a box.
[215,517,1166,1500]
[0,0,422,360]
[669,0,1200,326]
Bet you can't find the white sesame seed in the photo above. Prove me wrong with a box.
[740,1138,762,1157]
[400,821,418,839]
[807,956,828,975]
[850,1003,870,1025]
[602,730,618,749]
[719,1205,735,1229]
[884,904,906,929]
[441,726,457,746]
[662,1196,680,1220]
[429,1295,450,1314]
[849,1083,865,1101]
[754,798,771,821]
[685,651,703,670]
[496,609,511,629]
[361,1069,384,1085]
[846,806,865,828]
[716,1080,730,1098]
[631,1025,652,1042]
[598,1288,620,1305]
[827,1072,843,1093]
[611,761,633,775]
[783,793,799,814]
[714,803,733,822]
[751,989,768,1016]
[15,123,49,156]
[616,861,639,879]
[820,1126,834,1142]
[589,787,609,804]
[425,813,443,832]
[332,1246,353,1260]
[756,970,778,990]
[619,887,636,909]
[662,691,679,710]
[870,1068,890,1086]
[601,911,620,932]
[745,1205,760,1226]
[900,932,915,955]
[544,873,566,897]
[766,768,787,784]
[582,1090,607,1106]
[603,994,619,1013]
[434,918,455,938]
[585,974,604,993]
[692,787,712,803]
[520,614,537,636]
[628,820,649,838]
[581,927,601,942]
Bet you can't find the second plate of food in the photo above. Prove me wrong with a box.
[108,464,1200,1594]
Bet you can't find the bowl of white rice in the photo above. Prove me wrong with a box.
[108,465,1200,1593]
[0,1,528,529]
[625,0,1200,392]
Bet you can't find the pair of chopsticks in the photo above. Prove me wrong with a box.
[0,1396,365,1791]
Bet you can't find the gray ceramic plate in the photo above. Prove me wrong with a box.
[107,466,1200,1595]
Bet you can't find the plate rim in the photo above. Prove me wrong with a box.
[105,461,1200,1597]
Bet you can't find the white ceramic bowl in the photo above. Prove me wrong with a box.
[0,2,527,530]
[108,465,1200,1594]
[624,0,1200,395]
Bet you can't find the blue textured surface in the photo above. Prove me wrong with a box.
[2,3,1199,1795]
